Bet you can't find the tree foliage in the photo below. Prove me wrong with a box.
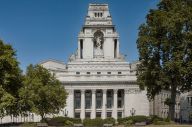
[137,0,192,120]
[0,40,23,119]
[19,64,67,120]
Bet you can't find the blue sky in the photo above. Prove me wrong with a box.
[0,0,159,71]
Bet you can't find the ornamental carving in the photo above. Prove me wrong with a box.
[66,89,74,94]
[125,88,141,94]
[93,30,104,58]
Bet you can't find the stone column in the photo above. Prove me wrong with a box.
[117,39,120,58]
[68,89,74,118]
[91,89,96,119]
[64,89,74,118]
[113,89,118,119]
[78,39,80,58]
[81,89,85,119]
[102,89,107,119]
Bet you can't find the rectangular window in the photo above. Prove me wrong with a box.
[118,112,122,118]
[76,72,80,75]
[75,99,81,109]
[96,112,101,118]
[80,39,83,59]
[118,100,122,108]
[75,112,80,118]
[107,99,113,108]
[97,72,101,74]
[107,72,111,74]
[85,112,91,118]
[96,100,102,109]
[87,72,91,74]
[118,72,122,74]
[85,99,91,109]
[114,39,117,58]
[107,112,112,118]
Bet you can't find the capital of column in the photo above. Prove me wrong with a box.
[113,89,118,94]
[67,89,74,94]
[81,89,86,93]
[91,89,96,94]
[103,89,107,94]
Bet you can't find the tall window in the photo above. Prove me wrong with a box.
[114,39,117,58]
[80,39,83,59]
[85,91,92,109]
[107,90,113,108]
[74,91,81,109]
[96,91,102,109]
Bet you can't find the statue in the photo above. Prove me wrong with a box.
[94,32,104,58]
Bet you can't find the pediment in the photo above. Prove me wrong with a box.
[39,59,66,70]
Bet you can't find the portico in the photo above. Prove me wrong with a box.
[72,89,124,119]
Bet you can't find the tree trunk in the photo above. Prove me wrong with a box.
[40,113,45,122]
[169,85,177,121]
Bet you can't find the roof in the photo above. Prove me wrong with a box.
[39,59,65,65]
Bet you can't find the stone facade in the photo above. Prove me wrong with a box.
[40,4,150,120]
[180,91,192,122]
[149,90,180,120]
[1,3,150,123]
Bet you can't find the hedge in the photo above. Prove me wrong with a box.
[103,117,116,125]
[118,115,171,126]
[46,116,81,126]
[83,118,104,127]
[83,117,116,127]
[118,115,149,125]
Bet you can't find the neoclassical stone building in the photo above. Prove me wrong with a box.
[40,4,149,120]
[1,4,150,123]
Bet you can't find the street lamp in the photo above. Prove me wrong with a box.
[130,108,136,116]
[63,109,68,117]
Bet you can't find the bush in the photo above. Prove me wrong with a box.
[47,116,81,126]
[103,118,116,125]
[118,117,128,125]
[123,119,133,126]
[131,115,148,123]
[118,115,148,125]
[20,122,37,127]
[153,120,170,125]
[148,115,171,125]
[83,118,104,127]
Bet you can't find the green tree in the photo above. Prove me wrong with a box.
[19,64,67,120]
[0,40,23,120]
[137,0,192,120]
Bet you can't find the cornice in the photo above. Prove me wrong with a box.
[62,80,137,85]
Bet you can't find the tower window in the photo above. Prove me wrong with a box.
[107,72,111,74]
[118,72,122,74]
[114,39,117,58]
[80,39,83,59]
[94,12,103,17]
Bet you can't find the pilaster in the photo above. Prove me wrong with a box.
[81,89,85,119]
[102,89,107,119]
[113,89,118,119]
[91,89,96,119]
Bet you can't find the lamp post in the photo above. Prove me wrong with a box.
[63,109,68,117]
[130,108,136,116]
